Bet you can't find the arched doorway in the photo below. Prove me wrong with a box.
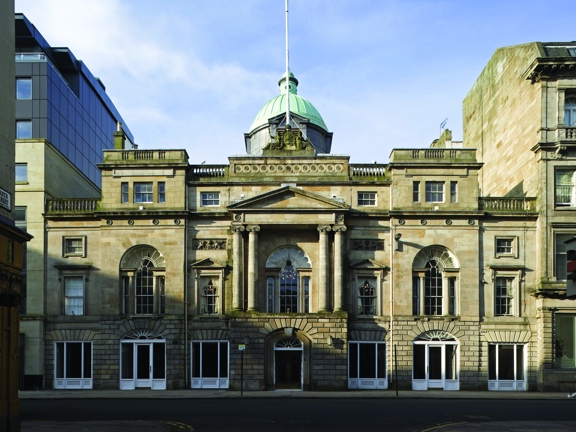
[412,330,459,391]
[274,338,303,390]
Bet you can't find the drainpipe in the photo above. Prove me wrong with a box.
[184,191,189,388]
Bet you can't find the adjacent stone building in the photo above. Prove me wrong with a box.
[14,13,134,390]
[463,42,576,391]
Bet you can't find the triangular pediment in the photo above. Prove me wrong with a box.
[350,259,389,270]
[228,186,349,212]
[189,258,227,269]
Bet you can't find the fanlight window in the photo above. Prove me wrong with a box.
[275,338,302,349]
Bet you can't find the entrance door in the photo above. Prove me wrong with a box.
[275,350,302,390]
[120,341,166,390]
[135,344,151,388]
[413,342,459,390]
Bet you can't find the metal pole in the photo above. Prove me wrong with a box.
[395,344,399,396]
[285,0,291,127]
[241,349,244,396]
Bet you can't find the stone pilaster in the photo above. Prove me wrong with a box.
[231,224,245,311]
[246,225,260,312]
[333,225,347,312]
[317,225,332,312]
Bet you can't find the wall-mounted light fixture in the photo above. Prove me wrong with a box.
[394,232,402,251]
[327,335,334,347]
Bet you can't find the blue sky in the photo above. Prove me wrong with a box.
[14,0,576,164]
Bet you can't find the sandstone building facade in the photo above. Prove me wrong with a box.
[34,43,576,393]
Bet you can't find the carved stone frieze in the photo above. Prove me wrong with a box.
[195,239,227,250]
[351,239,384,251]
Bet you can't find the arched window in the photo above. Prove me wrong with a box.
[412,247,459,316]
[565,97,576,126]
[120,246,166,315]
[266,247,311,313]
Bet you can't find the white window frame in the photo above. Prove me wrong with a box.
[357,278,377,316]
[555,169,576,207]
[63,236,87,258]
[201,192,220,207]
[348,341,387,389]
[120,266,166,316]
[54,341,92,389]
[358,192,377,207]
[488,344,527,391]
[64,276,85,316]
[190,266,226,317]
[494,277,515,317]
[412,269,459,316]
[490,268,522,317]
[158,182,166,203]
[190,340,229,389]
[134,182,153,203]
[425,181,444,203]
[121,182,129,203]
[495,236,518,258]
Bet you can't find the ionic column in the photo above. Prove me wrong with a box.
[333,225,347,312]
[246,225,260,312]
[232,224,245,311]
[317,225,332,312]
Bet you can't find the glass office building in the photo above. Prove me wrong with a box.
[14,13,134,188]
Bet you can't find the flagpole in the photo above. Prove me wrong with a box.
[285,0,291,128]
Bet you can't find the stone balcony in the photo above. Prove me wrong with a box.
[45,198,100,215]
[478,197,537,212]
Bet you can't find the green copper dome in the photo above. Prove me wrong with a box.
[249,72,328,133]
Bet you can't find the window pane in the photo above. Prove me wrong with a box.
[516,345,524,380]
[158,182,165,203]
[16,78,32,99]
[66,343,82,378]
[424,260,442,315]
[279,261,298,313]
[488,344,496,380]
[65,277,84,316]
[359,343,376,378]
[201,192,220,206]
[202,343,219,378]
[358,279,376,315]
[192,342,201,378]
[219,342,229,378]
[15,164,27,182]
[377,343,386,378]
[152,343,165,379]
[134,182,153,203]
[412,181,420,202]
[556,314,576,368]
[555,170,575,206]
[83,342,92,378]
[425,182,444,202]
[349,343,358,378]
[55,343,65,378]
[358,192,376,206]
[16,120,32,139]
[267,277,275,312]
[498,345,515,380]
[413,345,426,379]
[556,234,574,280]
[121,344,134,379]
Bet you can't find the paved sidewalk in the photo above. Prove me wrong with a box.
[18,388,572,399]
[20,389,575,432]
